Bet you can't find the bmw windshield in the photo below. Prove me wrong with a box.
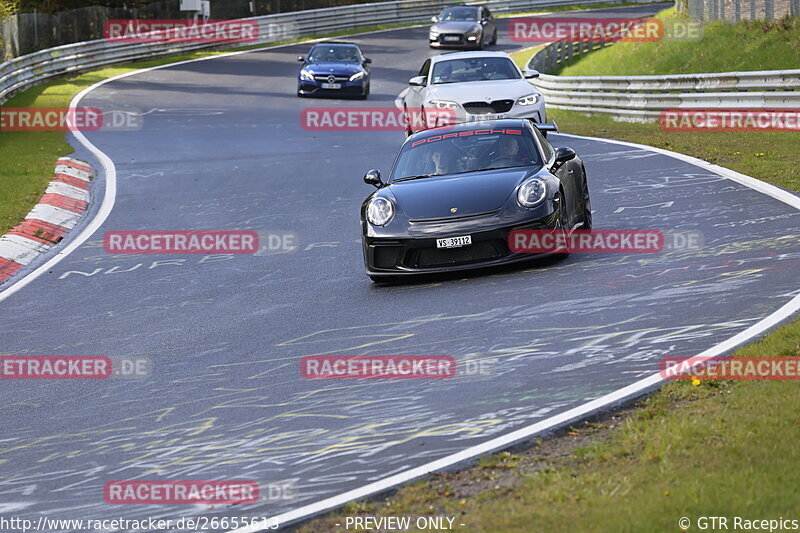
[431,57,521,84]
[391,128,543,181]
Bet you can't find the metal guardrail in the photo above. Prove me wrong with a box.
[527,39,800,121]
[0,0,651,107]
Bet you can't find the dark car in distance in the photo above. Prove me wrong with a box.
[360,119,591,282]
[297,42,371,98]
[429,5,497,49]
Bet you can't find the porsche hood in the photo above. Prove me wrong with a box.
[388,166,540,221]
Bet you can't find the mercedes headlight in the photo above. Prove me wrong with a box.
[349,71,365,82]
[366,197,395,226]
[300,69,315,81]
[517,177,547,208]
[428,100,460,110]
[516,93,540,106]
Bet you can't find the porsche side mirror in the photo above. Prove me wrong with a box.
[551,146,576,171]
[364,169,382,187]
[408,76,427,87]
[523,68,540,79]
[431,15,438,22]
[297,55,305,62]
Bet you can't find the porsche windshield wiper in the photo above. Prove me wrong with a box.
[455,165,527,174]
[395,173,437,182]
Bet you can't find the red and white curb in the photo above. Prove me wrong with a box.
[0,157,92,284]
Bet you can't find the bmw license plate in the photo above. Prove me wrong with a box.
[471,113,507,122]
[436,235,472,249]
[321,83,341,89]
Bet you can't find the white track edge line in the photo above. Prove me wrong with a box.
[229,133,800,532]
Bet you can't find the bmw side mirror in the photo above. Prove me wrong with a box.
[551,147,576,171]
[297,55,305,62]
[364,57,372,64]
[408,76,427,87]
[431,15,438,22]
[364,169,382,187]
[523,69,540,79]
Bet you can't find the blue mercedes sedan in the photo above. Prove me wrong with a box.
[296,42,372,99]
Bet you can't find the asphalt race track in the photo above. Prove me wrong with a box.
[2,4,800,531]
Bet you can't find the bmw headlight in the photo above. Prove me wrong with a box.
[516,93,540,106]
[366,197,395,226]
[349,71,365,82]
[428,100,460,110]
[517,177,547,208]
[300,69,315,81]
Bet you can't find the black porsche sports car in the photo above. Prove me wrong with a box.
[360,119,591,282]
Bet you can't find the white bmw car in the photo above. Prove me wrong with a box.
[402,51,545,135]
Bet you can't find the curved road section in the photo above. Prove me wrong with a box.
[1,5,799,531]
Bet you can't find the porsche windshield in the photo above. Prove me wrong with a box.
[432,57,521,84]
[438,7,480,21]
[307,45,360,63]
[391,128,543,181]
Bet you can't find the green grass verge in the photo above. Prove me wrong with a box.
[298,13,800,533]
[558,7,800,75]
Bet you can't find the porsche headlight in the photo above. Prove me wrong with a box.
[428,100,460,110]
[517,177,547,208]
[300,69,315,81]
[516,93,540,106]
[366,197,395,226]
[349,71,365,82]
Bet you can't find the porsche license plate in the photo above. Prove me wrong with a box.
[321,83,341,89]
[436,235,472,249]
